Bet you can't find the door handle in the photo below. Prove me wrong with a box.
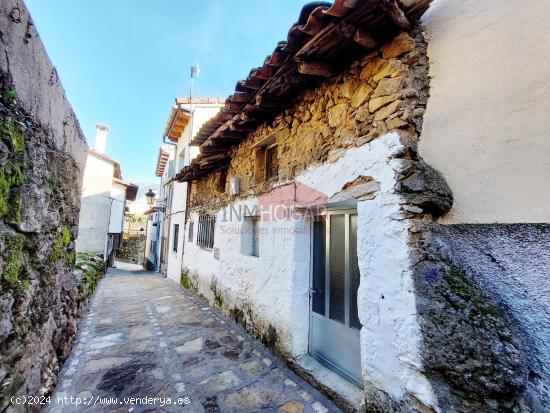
[308,288,322,294]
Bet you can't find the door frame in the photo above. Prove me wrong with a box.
[308,207,363,388]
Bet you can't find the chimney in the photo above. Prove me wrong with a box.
[95,123,110,154]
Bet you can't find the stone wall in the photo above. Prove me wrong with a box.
[0,0,91,409]
[190,28,429,211]
[116,235,145,265]
[182,29,438,411]
[373,134,535,412]
[431,224,550,411]
[183,23,548,412]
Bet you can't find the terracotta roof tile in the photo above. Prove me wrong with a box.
[176,0,431,182]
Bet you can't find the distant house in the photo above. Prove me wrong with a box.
[76,124,138,265]
[143,144,174,272]
[144,98,224,275]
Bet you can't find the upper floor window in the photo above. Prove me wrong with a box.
[178,149,186,171]
[265,144,279,182]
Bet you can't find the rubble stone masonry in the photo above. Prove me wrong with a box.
[0,1,93,410]
[186,24,543,412]
[190,28,429,211]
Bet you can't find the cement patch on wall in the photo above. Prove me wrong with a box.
[435,224,550,411]
[420,0,550,223]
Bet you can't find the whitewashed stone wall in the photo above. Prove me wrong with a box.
[181,132,439,410]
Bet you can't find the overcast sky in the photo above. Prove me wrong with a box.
[25,0,308,182]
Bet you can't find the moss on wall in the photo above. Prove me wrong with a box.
[75,252,106,293]
[0,110,28,226]
[1,232,24,286]
[0,169,9,217]
[0,69,87,409]
[180,271,199,293]
[50,225,72,262]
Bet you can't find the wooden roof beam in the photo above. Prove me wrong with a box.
[354,27,377,49]
[297,60,334,77]
[380,0,411,30]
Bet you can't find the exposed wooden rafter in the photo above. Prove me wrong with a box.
[175,0,433,183]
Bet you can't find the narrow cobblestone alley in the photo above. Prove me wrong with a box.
[46,265,341,413]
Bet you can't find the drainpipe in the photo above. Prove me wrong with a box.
[163,135,176,147]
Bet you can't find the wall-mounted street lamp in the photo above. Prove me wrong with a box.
[145,189,156,207]
[145,188,165,212]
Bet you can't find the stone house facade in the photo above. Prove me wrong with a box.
[169,0,548,412]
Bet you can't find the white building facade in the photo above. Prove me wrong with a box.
[144,145,173,272]
[148,98,224,280]
[76,124,138,264]
[167,1,550,412]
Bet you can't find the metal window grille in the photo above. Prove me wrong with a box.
[197,214,216,249]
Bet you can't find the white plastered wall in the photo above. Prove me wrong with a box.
[166,181,186,283]
[165,104,222,282]
[108,183,126,234]
[180,132,438,409]
[420,0,550,224]
[76,154,115,256]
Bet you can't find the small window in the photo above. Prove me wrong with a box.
[173,224,179,252]
[241,217,260,257]
[197,214,216,249]
[169,186,174,209]
[188,222,194,242]
[216,169,228,193]
[265,145,279,181]
[251,218,260,257]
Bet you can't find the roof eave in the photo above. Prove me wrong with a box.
[177,0,432,182]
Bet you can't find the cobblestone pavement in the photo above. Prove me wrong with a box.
[46,267,342,413]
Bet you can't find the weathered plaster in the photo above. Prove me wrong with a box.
[182,133,439,411]
[420,0,550,223]
[435,224,550,411]
[166,103,223,283]
[75,153,115,256]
